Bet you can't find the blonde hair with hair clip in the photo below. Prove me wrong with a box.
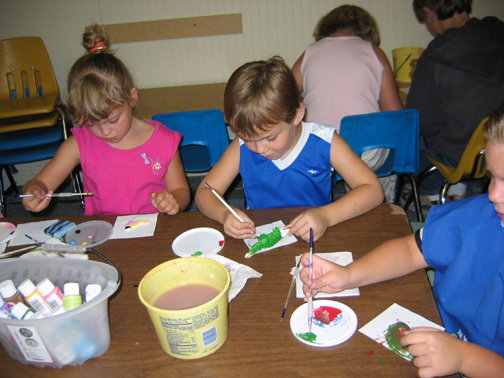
[66,24,134,126]
[314,5,380,46]
[224,56,300,138]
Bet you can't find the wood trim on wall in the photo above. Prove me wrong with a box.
[104,14,242,43]
[134,83,227,120]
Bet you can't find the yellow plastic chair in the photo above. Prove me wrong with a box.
[0,37,82,215]
[417,117,488,204]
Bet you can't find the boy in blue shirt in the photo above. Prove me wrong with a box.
[195,56,383,242]
[300,102,504,377]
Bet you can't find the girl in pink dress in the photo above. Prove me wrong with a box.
[23,24,190,215]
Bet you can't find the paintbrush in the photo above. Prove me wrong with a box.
[0,245,38,258]
[6,192,93,198]
[393,54,412,77]
[203,181,246,222]
[281,254,303,322]
[308,228,314,334]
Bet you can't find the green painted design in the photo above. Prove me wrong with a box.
[297,332,317,343]
[191,251,203,256]
[377,357,385,366]
[245,227,282,258]
[385,321,412,359]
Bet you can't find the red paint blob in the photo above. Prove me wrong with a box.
[314,306,342,324]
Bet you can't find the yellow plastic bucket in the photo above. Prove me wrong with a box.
[392,47,424,82]
[138,257,230,359]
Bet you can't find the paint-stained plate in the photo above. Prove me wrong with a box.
[0,222,16,244]
[172,227,225,257]
[64,221,114,248]
[290,300,357,347]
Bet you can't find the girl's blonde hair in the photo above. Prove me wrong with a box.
[484,102,504,144]
[66,24,134,126]
[314,5,380,46]
[224,56,300,138]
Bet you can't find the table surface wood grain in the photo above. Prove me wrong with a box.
[0,204,458,378]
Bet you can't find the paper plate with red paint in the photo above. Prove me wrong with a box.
[290,300,358,347]
[0,222,16,244]
[172,227,225,257]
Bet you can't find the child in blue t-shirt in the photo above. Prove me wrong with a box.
[195,56,384,242]
[300,102,504,377]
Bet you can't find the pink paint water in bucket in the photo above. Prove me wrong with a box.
[392,47,424,82]
[138,257,230,359]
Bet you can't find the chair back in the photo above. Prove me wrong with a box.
[0,37,60,120]
[425,117,488,184]
[336,109,419,180]
[152,109,230,172]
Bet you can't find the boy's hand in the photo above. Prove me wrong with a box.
[22,183,53,212]
[401,327,464,378]
[223,210,255,239]
[287,208,328,242]
[299,253,350,301]
[151,190,180,215]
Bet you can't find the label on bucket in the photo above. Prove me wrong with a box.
[160,303,220,356]
[7,325,53,363]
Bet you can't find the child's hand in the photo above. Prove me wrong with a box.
[287,208,328,242]
[299,253,350,301]
[22,182,53,212]
[151,190,180,215]
[401,327,464,378]
[223,210,256,239]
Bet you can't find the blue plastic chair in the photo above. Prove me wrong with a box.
[152,109,230,173]
[334,109,423,222]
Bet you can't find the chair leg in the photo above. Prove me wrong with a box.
[399,173,424,223]
[0,166,6,217]
[440,182,450,204]
[70,165,85,209]
[403,165,438,211]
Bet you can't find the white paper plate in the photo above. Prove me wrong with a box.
[0,222,16,244]
[172,227,225,257]
[65,221,114,248]
[290,300,358,347]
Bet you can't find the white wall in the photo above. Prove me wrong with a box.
[2,0,504,184]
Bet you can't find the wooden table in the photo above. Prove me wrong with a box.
[0,204,457,377]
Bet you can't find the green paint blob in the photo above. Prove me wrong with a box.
[385,321,412,359]
[377,357,385,366]
[245,227,282,258]
[297,332,317,343]
[191,251,203,256]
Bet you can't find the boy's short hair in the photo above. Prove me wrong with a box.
[314,5,380,46]
[224,56,300,138]
[413,0,472,23]
[484,102,504,144]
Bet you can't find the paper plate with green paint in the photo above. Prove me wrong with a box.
[172,227,225,257]
[290,300,358,347]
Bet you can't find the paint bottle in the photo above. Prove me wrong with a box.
[50,304,67,317]
[11,302,45,320]
[18,279,53,316]
[36,278,64,308]
[85,284,102,303]
[63,283,82,311]
[0,295,11,318]
[0,279,25,309]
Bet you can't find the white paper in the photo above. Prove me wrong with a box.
[8,220,58,246]
[295,252,360,298]
[203,253,262,302]
[111,213,158,239]
[243,220,297,256]
[359,303,444,360]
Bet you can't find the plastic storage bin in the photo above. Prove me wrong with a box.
[0,257,120,368]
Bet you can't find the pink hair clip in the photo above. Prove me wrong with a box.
[91,41,107,52]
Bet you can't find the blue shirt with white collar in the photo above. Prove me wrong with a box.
[239,122,334,209]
